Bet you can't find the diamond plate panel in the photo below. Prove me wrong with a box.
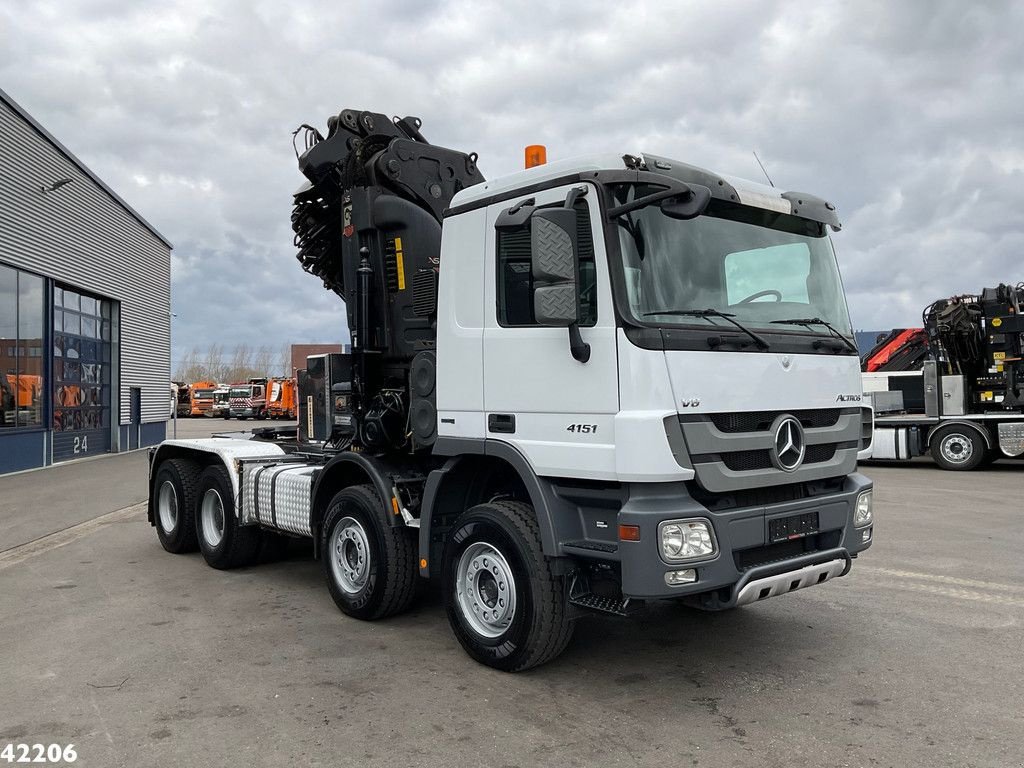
[531,217,574,280]
[241,462,315,535]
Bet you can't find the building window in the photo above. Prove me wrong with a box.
[0,264,44,429]
[53,286,112,445]
[496,200,598,327]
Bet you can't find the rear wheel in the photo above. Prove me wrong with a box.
[930,425,986,471]
[153,459,200,553]
[443,501,574,671]
[196,465,261,569]
[321,485,418,620]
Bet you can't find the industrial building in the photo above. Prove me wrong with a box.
[0,87,172,474]
[289,343,350,376]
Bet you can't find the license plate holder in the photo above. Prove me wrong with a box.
[769,511,820,542]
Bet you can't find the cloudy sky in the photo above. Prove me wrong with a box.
[2,0,1022,367]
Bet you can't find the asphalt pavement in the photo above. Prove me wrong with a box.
[0,451,1022,767]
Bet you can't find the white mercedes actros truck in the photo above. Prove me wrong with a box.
[147,109,874,671]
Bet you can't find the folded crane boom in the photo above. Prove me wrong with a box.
[290,110,484,452]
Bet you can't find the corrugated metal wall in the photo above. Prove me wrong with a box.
[0,99,171,427]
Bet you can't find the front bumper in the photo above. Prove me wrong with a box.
[616,473,873,602]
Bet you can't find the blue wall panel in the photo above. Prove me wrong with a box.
[140,421,166,448]
[0,430,46,473]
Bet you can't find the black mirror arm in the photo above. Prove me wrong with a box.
[568,323,591,363]
[606,182,693,218]
[563,185,588,210]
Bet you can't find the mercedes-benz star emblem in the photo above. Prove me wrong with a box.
[771,415,806,472]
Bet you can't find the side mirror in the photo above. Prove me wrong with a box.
[531,208,579,326]
[530,206,591,362]
[659,185,712,220]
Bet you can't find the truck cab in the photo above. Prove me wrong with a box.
[432,153,873,604]
[210,386,230,418]
[228,379,267,420]
[188,380,218,417]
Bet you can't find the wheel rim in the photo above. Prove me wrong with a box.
[330,517,371,594]
[157,480,178,533]
[941,433,974,464]
[200,488,226,547]
[456,542,517,639]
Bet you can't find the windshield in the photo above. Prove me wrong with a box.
[229,387,250,398]
[214,391,229,403]
[193,389,214,398]
[615,196,853,338]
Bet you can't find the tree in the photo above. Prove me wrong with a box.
[226,343,253,382]
[204,343,224,383]
[175,347,208,383]
[173,348,196,381]
[253,345,273,377]
[278,342,292,378]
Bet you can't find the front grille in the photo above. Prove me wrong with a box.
[716,443,838,472]
[678,408,860,492]
[721,450,772,471]
[709,408,842,433]
[805,444,837,463]
[860,407,873,449]
[686,476,845,512]
[733,530,842,571]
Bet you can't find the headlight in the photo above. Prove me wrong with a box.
[659,518,717,562]
[854,489,873,527]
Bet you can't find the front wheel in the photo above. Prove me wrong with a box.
[930,425,986,471]
[443,501,574,672]
[321,485,418,620]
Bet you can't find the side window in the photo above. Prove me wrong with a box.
[497,200,597,327]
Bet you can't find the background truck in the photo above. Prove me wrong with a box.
[172,381,191,418]
[228,378,268,420]
[210,386,231,418]
[266,377,297,420]
[146,107,874,671]
[860,283,1024,470]
[188,380,219,417]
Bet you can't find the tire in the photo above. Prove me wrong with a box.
[195,465,261,569]
[153,459,200,554]
[443,501,574,672]
[979,449,999,468]
[930,425,987,471]
[321,484,418,620]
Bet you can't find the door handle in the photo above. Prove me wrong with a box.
[488,414,516,434]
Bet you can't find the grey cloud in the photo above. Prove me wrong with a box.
[1,0,1022,370]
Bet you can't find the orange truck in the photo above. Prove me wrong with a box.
[266,377,298,420]
[188,380,219,417]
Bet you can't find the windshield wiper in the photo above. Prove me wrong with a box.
[770,317,858,353]
[643,308,770,350]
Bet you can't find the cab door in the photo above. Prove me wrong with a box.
[482,182,619,480]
